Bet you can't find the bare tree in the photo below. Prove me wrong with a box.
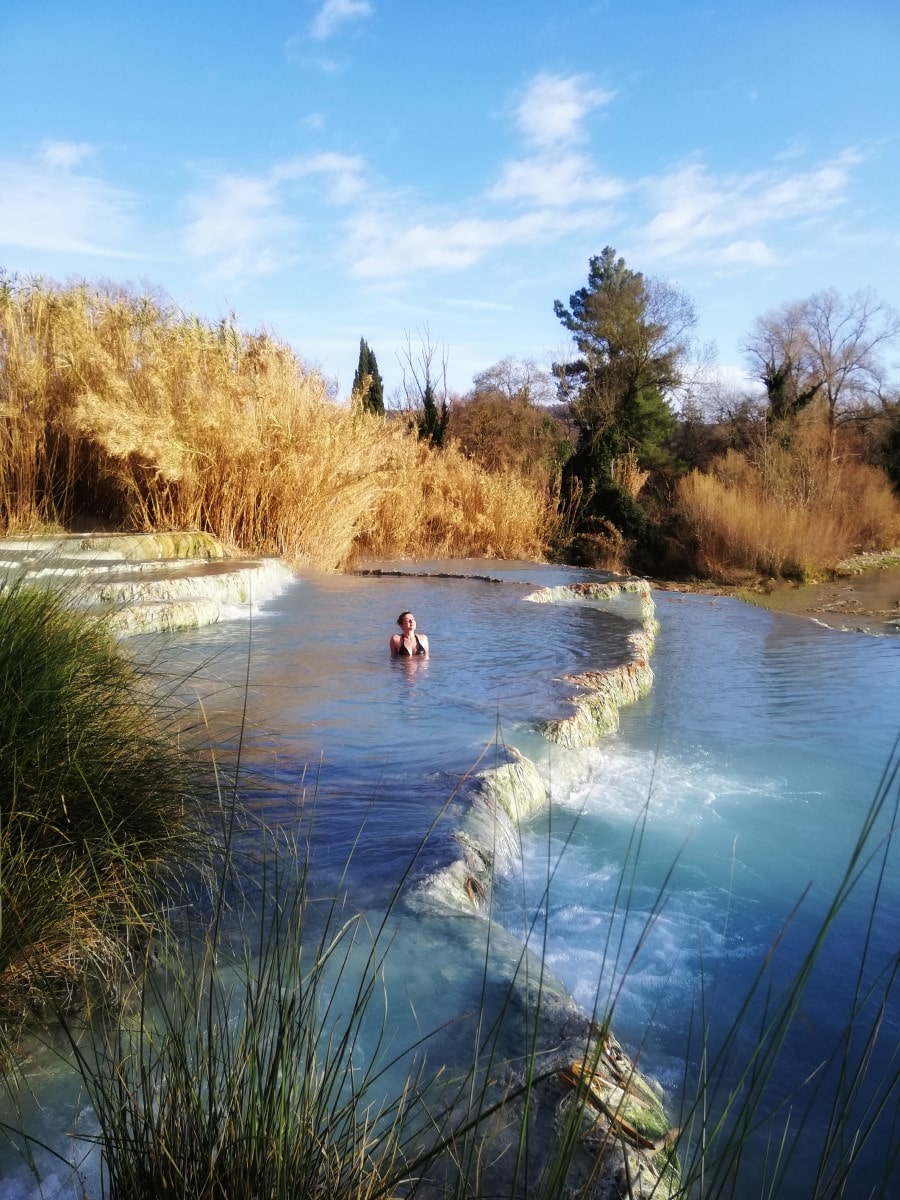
[744,288,900,440]
[397,325,448,406]
[396,326,451,446]
[451,357,567,476]
[470,356,554,406]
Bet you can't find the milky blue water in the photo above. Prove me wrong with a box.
[3,562,897,1198]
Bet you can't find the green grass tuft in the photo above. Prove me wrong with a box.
[0,582,201,1030]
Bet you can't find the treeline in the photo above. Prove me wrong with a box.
[445,248,900,580]
[3,264,899,580]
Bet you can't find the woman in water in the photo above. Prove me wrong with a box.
[390,611,429,657]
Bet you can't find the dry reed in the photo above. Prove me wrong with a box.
[357,438,552,562]
[0,276,551,568]
[676,443,900,580]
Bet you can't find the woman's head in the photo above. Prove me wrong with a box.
[397,611,416,631]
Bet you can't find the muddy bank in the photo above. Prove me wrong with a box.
[656,552,900,636]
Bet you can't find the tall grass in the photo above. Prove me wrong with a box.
[675,443,900,581]
[357,439,552,562]
[0,582,201,1030]
[0,274,550,568]
[61,856,431,1199]
[36,753,571,1200]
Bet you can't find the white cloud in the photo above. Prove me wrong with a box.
[310,0,373,40]
[347,208,586,280]
[182,173,297,280]
[181,154,367,281]
[488,151,624,208]
[0,155,137,257]
[39,139,96,169]
[515,72,614,149]
[637,150,863,266]
[274,152,367,202]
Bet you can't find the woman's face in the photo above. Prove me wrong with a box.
[399,613,416,635]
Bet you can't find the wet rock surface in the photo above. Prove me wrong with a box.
[0,531,295,634]
[654,553,900,636]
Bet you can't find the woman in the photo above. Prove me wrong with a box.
[390,611,429,657]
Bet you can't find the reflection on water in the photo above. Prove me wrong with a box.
[3,564,898,1198]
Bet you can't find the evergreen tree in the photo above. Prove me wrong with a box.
[417,380,449,447]
[351,337,385,415]
[554,247,695,565]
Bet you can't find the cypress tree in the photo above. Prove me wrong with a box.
[417,381,449,447]
[351,337,385,415]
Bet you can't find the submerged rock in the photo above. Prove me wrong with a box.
[424,993,681,1199]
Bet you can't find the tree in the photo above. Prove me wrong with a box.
[398,327,450,448]
[450,357,568,477]
[470,356,555,406]
[744,288,900,441]
[553,247,696,562]
[418,380,449,447]
[351,337,385,415]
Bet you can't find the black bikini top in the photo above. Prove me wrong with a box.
[398,634,426,657]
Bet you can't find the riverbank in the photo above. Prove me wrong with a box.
[655,551,900,636]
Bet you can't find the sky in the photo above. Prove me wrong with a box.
[1,0,898,402]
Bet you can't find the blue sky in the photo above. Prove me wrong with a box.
[2,0,898,401]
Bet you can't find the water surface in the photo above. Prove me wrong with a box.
[3,562,897,1197]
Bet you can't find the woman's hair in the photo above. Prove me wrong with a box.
[397,611,412,626]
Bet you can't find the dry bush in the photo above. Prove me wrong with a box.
[0,277,552,567]
[358,439,551,561]
[448,391,567,484]
[829,459,900,548]
[676,435,900,580]
[612,449,649,499]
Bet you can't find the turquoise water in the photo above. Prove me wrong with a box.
[2,562,897,1197]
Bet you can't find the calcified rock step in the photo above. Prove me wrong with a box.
[525,578,658,747]
[410,577,676,1197]
[416,577,658,916]
[0,531,295,634]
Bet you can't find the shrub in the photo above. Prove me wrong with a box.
[675,442,900,581]
[0,583,200,1027]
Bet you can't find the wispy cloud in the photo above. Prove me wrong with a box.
[0,151,138,257]
[636,149,863,267]
[337,71,622,283]
[164,123,873,297]
[182,174,296,280]
[309,0,373,40]
[39,139,96,169]
[182,153,367,280]
[273,152,367,202]
[346,208,592,280]
[488,151,624,208]
[515,72,614,149]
